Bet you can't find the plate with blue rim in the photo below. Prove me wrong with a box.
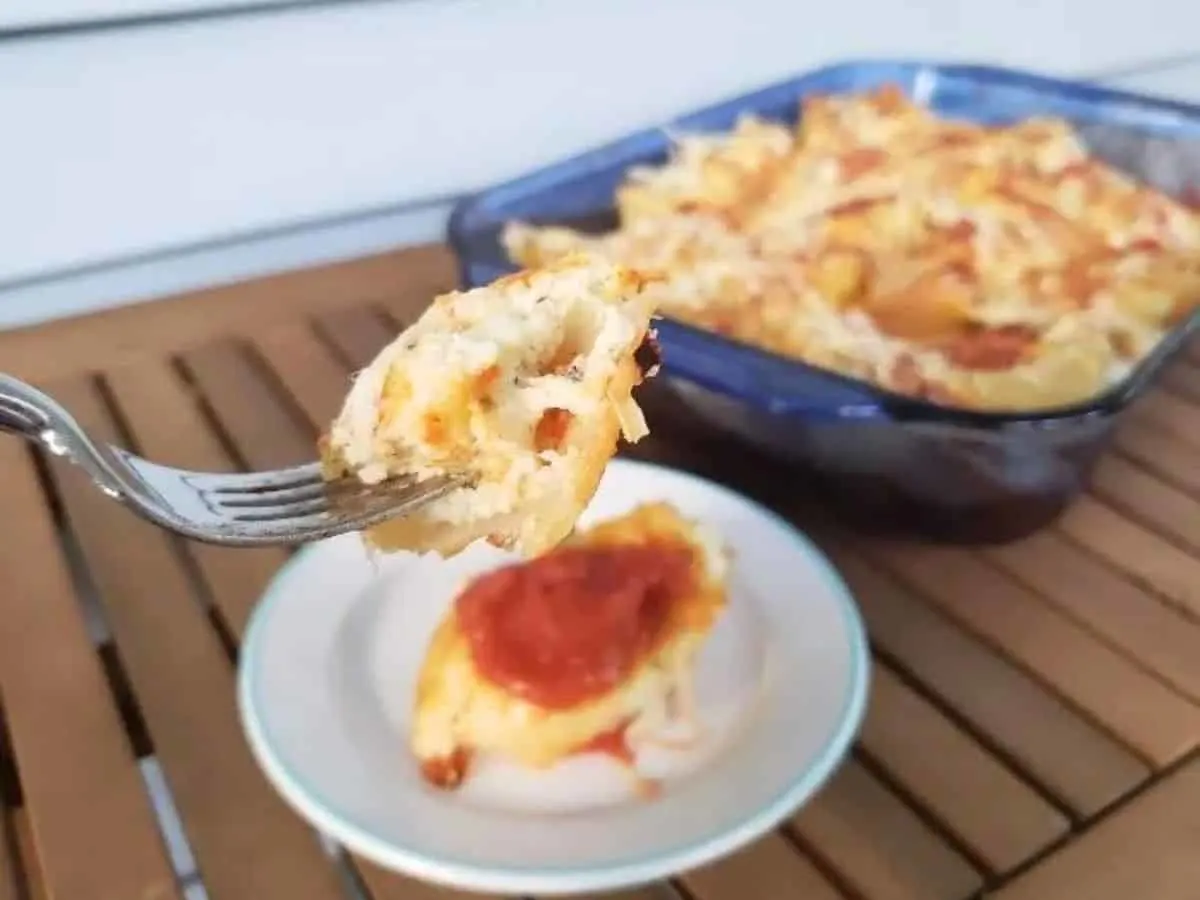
[238,457,869,896]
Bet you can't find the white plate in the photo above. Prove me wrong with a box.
[238,458,868,896]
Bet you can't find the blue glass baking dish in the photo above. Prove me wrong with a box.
[446,60,1200,543]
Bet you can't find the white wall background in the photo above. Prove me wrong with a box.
[3,0,1200,325]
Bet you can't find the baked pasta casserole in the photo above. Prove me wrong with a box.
[505,85,1200,411]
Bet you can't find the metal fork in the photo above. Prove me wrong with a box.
[0,373,468,547]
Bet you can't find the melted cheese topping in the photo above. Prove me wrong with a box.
[321,257,658,543]
[506,86,1200,411]
[329,259,650,482]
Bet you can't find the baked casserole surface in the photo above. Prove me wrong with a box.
[505,85,1200,411]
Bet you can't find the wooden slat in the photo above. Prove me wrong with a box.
[823,543,1147,817]
[377,270,457,326]
[181,340,314,469]
[1059,496,1200,619]
[993,758,1200,900]
[104,361,286,637]
[352,859,505,900]
[1113,420,1200,498]
[867,542,1200,766]
[44,378,348,900]
[859,664,1068,874]
[182,338,499,900]
[0,438,180,900]
[1127,389,1200,449]
[0,246,454,383]
[791,758,983,900]
[0,811,20,900]
[573,887,679,900]
[11,809,46,900]
[1091,455,1200,555]
[1158,359,1200,404]
[314,307,398,368]
[987,529,1200,704]
[253,322,353,433]
[680,835,845,900]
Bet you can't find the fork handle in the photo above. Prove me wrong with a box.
[0,373,59,442]
[0,372,104,466]
[0,373,131,503]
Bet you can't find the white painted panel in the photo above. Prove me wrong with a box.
[1,0,1198,288]
[0,200,451,329]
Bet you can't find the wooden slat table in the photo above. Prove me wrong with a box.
[2,244,1200,900]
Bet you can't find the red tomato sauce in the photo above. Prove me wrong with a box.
[455,543,695,709]
[420,747,471,789]
[575,720,636,765]
[838,147,887,180]
[941,324,1038,371]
